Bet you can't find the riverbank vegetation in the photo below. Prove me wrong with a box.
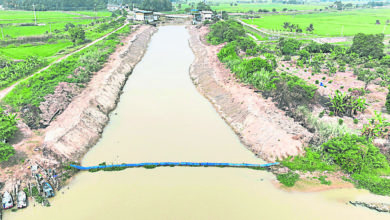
[0,107,18,162]
[207,19,390,195]
[2,18,128,128]
[0,15,130,164]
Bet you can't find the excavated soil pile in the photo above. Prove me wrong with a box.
[188,26,312,162]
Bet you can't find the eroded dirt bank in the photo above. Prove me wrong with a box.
[43,26,157,161]
[187,25,312,162]
[0,25,157,193]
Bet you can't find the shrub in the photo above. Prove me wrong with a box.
[352,173,390,196]
[353,118,359,124]
[277,172,300,187]
[380,55,390,67]
[361,111,390,139]
[207,20,246,45]
[236,37,257,52]
[329,111,334,116]
[279,37,302,55]
[0,142,15,163]
[329,90,368,116]
[338,119,343,125]
[318,175,332,185]
[315,80,319,84]
[322,134,388,173]
[282,148,337,172]
[304,41,321,53]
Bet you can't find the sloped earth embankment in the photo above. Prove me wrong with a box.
[43,26,157,161]
[187,26,312,162]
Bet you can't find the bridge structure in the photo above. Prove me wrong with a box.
[70,162,280,171]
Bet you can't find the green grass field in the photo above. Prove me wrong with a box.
[0,41,73,59]
[243,8,390,37]
[0,10,118,60]
[211,3,327,13]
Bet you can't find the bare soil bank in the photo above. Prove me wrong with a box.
[0,25,157,192]
[187,25,312,162]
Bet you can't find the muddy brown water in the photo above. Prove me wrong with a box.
[6,26,390,220]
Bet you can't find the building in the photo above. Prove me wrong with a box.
[200,11,213,22]
[134,9,156,23]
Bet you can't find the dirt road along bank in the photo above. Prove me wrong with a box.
[187,26,312,162]
[0,25,157,194]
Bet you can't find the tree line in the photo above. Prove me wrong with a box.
[2,0,109,11]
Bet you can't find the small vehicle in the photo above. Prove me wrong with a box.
[2,191,14,209]
[42,182,55,198]
[17,191,27,209]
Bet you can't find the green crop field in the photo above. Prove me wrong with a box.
[0,41,73,60]
[211,3,327,13]
[0,10,118,60]
[73,11,112,17]
[243,8,390,37]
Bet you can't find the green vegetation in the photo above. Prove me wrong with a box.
[211,3,326,13]
[329,90,367,117]
[3,18,127,128]
[69,26,86,45]
[282,133,390,195]
[207,20,246,45]
[0,108,18,162]
[211,21,317,109]
[0,56,46,89]
[386,86,390,112]
[361,111,390,139]
[282,148,337,172]
[318,175,332,185]
[0,41,73,60]
[243,8,390,37]
[2,0,108,11]
[350,33,385,59]
[277,172,300,187]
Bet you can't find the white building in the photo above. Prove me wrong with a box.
[200,11,213,22]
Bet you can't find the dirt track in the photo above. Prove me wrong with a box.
[0,20,129,100]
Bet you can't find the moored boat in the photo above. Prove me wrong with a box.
[17,191,27,209]
[42,182,55,198]
[2,192,13,210]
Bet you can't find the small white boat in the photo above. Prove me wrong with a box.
[17,191,27,209]
[2,191,14,210]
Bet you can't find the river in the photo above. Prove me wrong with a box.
[6,26,390,220]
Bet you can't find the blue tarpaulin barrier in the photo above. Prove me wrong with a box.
[70,162,280,170]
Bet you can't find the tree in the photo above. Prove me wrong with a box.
[306,24,314,33]
[197,2,211,11]
[221,11,228,20]
[0,142,15,163]
[350,33,385,59]
[357,69,377,90]
[64,23,75,31]
[69,26,86,45]
[272,8,276,12]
